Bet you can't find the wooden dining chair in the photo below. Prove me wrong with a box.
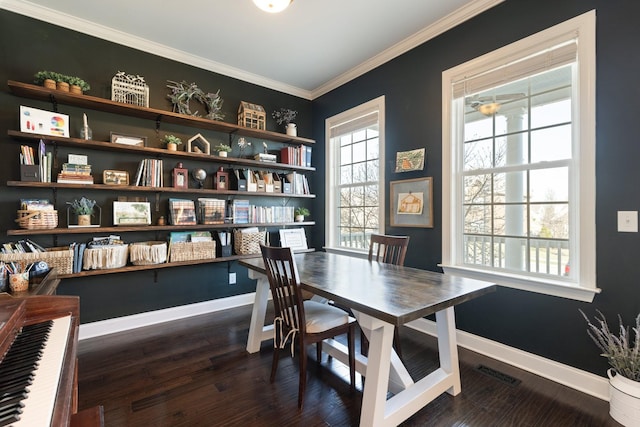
[260,244,356,409]
[363,234,410,358]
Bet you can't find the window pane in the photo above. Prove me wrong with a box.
[464,205,492,234]
[340,145,351,165]
[531,92,571,128]
[495,133,528,167]
[494,171,527,203]
[353,141,366,163]
[463,139,493,171]
[493,204,528,237]
[366,159,379,181]
[530,167,568,202]
[530,204,569,239]
[351,185,364,206]
[353,129,366,142]
[340,165,352,185]
[367,137,379,160]
[464,116,494,141]
[530,125,571,162]
[353,163,366,183]
[463,174,492,204]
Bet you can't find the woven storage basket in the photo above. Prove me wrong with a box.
[169,241,216,262]
[129,241,167,265]
[0,246,73,275]
[233,230,266,255]
[83,244,129,270]
[15,210,58,230]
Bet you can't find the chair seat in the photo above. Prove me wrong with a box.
[303,300,354,333]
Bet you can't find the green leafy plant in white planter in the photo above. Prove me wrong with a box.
[214,143,232,157]
[294,207,310,222]
[581,310,640,426]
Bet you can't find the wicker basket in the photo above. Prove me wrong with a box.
[83,244,129,270]
[233,230,266,255]
[129,241,167,265]
[169,241,216,262]
[15,210,58,230]
[0,246,73,275]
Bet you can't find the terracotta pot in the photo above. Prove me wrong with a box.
[167,143,177,151]
[78,214,91,226]
[43,79,56,89]
[56,81,70,92]
[70,85,82,94]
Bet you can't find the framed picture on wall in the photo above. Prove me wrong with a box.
[390,177,433,228]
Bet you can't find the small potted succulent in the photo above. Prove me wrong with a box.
[67,76,91,94]
[67,196,97,227]
[214,143,232,157]
[161,134,183,151]
[294,207,310,222]
[34,70,60,90]
[272,108,298,136]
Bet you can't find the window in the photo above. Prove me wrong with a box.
[325,96,385,254]
[441,11,597,302]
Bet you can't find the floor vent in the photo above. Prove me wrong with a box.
[475,365,521,386]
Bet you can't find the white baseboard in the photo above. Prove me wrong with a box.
[405,318,609,401]
[78,293,256,340]
[79,295,609,402]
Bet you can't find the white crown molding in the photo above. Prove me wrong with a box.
[2,0,503,100]
[311,0,505,99]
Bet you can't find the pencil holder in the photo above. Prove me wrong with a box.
[9,272,29,292]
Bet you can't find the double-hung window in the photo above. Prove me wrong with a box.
[441,11,597,301]
[325,96,385,254]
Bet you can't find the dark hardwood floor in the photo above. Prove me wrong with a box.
[77,304,618,426]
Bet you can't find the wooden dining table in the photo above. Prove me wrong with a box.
[240,251,496,427]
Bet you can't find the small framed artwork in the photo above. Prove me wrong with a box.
[103,170,129,185]
[390,177,433,228]
[110,132,147,147]
[113,201,151,226]
[395,148,426,173]
[187,133,210,154]
[279,228,308,251]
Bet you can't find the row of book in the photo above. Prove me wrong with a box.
[1,239,46,254]
[19,140,52,183]
[280,145,312,167]
[230,200,295,224]
[231,169,310,194]
[134,158,164,187]
[166,198,297,225]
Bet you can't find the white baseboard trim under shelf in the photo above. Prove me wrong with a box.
[79,295,609,402]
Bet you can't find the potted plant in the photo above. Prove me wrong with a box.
[295,207,310,222]
[34,70,60,89]
[272,108,298,136]
[214,143,232,157]
[161,134,182,151]
[581,309,640,426]
[68,76,91,94]
[67,196,97,226]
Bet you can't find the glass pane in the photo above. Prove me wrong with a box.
[464,205,492,234]
[350,208,365,228]
[495,132,528,168]
[463,139,493,171]
[464,115,494,141]
[463,235,492,266]
[351,185,364,206]
[531,90,571,128]
[366,159,379,182]
[367,137,379,160]
[494,97,529,136]
[529,238,570,276]
[364,184,379,206]
[339,188,351,208]
[493,204,527,237]
[530,167,568,202]
[340,144,351,165]
[502,237,527,272]
[364,207,379,228]
[463,174,492,204]
[530,203,569,239]
[353,163,366,183]
[493,171,527,203]
[353,129,366,142]
[531,124,571,162]
[340,165,352,185]
[353,141,366,163]
[339,207,351,226]
[339,134,351,147]
[367,127,379,138]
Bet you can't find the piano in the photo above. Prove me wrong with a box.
[0,293,100,426]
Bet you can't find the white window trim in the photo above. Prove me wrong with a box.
[441,11,598,302]
[324,96,386,254]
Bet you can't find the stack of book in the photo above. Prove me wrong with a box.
[254,152,277,163]
[57,163,93,184]
[134,158,164,187]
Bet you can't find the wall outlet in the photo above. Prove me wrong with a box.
[229,272,236,285]
[618,211,638,232]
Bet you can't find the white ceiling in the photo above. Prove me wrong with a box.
[2,0,503,99]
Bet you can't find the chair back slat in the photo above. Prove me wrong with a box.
[261,245,305,334]
[368,234,410,266]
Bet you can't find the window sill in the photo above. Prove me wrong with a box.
[323,246,368,260]
[439,264,600,302]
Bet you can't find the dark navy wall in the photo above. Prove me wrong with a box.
[312,0,640,377]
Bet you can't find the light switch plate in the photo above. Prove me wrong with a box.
[618,211,638,232]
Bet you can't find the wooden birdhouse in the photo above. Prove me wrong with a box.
[238,101,266,130]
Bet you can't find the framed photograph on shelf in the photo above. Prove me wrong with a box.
[103,170,129,185]
[113,201,151,225]
[279,228,308,251]
[390,177,433,228]
[110,132,147,147]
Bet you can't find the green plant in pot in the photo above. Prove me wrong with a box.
[295,207,310,222]
[214,143,232,157]
[34,70,61,89]
[67,76,91,94]
[161,134,183,151]
[67,196,96,226]
[581,309,640,425]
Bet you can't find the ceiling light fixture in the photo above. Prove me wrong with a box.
[253,0,293,13]
[477,102,501,116]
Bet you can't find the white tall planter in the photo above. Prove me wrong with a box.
[608,369,640,426]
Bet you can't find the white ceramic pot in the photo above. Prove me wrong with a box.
[219,151,228,157]
[286,123,297,136]
[608,369,640,426]
[295,215,304,222]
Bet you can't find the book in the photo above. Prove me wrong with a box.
[169,198,197,225]
[232,199,251,224]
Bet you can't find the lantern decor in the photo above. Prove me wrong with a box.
[215,167,229,190]
[111,71,149,107]
[238,101,266,130]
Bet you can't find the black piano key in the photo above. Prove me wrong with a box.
[0,413,21,427]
